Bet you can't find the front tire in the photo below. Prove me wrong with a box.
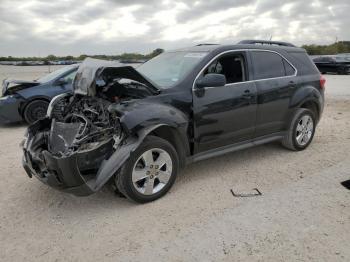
[282,108,316,151]
[337,68,345,75]
[115,136,179,203]
[23,100,49,124]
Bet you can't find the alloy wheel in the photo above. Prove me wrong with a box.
[132,148,173,196]
[295,115,314,146]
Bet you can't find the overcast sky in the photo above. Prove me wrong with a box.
[0,0,349,56]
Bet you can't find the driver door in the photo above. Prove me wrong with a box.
[192,51,257,153]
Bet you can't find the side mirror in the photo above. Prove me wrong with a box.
[196,73,226,89]
[55,78,68,86]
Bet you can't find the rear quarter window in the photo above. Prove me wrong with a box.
[283,59,295,76]
[287,51,319,75]
[250,51,295,80]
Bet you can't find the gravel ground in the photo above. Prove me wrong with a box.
[0,66,349,262]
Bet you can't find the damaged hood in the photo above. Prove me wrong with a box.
[73,58,159,96]
[2,79,40,96]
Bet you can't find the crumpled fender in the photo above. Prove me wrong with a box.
[91,101,190,191]
[2,79,39,96]
[109,100,189,135]
[91,124,164,191]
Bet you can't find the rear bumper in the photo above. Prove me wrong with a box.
[0,95,23,124]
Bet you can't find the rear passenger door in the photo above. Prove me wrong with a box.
[249,50,297,138]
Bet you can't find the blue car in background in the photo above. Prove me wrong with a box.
[0,65,78,124]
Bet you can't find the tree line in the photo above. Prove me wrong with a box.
[301,41,350,55]
[1,41,350,62]
[0,48,164,62]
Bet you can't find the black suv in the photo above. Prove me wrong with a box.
[22,40,325,203]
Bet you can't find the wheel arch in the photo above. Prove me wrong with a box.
[115,101,191,167]
[93,123,187,191]
[290,85,323,123]
[300,100,320,121]
[148,125,189,168]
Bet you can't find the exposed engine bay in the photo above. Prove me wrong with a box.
[47,69,154,156]
[48,96,120,156]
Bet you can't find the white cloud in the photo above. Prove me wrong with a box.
[0,0,349,56]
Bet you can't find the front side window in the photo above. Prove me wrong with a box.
[137,51,208,88]
[251,51,295,80]
[203,53,247,84]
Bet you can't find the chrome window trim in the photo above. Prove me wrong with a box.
[192,49,298,91]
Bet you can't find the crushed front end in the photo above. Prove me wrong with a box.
[22,96,122,195]
[21,58,159,196]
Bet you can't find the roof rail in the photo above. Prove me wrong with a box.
[238,40,296,47]
[196,43,218,46]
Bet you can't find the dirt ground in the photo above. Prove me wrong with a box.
[0,66,349,261]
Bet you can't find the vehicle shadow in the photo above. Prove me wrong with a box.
[25,141,287,213]
[177,141,285,182]
[0,121,26,129]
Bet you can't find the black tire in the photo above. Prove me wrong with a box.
[23,100,49,124]
[337,68,345,75]
[115,136,179,203]
[282,108,316,151]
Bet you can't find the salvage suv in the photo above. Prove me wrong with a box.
[22,40,325,203]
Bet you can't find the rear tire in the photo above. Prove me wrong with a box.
[282,108,316,151]
[115,136,179,203]
[23,100,49,124]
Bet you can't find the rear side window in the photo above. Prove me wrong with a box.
[251,51,294,80]
[283,60,295,76]
[287,51,319,75]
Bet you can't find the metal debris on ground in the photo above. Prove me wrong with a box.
[341,180,350,190]
[230,188,262,198]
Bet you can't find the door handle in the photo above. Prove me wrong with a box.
[288,80,296,89]
[242,90,253,99]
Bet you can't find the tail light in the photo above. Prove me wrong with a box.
[320,75,326,89]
